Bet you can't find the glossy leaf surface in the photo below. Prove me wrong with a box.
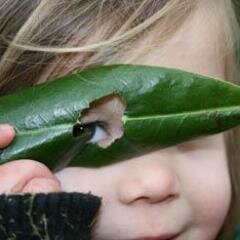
[0,64,240,169]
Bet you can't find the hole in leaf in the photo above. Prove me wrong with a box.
[79,93,126,148]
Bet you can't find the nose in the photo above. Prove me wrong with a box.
[118,162,180,204]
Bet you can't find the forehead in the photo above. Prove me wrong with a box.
[116,1,230,81]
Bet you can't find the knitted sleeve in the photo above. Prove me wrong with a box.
[0,192,101,240]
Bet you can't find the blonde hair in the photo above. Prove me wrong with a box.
[0,0,196,91]
[0,0,239,239]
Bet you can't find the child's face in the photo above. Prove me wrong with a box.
[55,3,233,239]
[56,133,231,240]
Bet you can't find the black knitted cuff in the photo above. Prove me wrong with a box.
[0,192,101,240]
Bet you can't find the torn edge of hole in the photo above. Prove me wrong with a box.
[73,93,126,149]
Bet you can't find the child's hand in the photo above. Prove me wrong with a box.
[0,124,61,194]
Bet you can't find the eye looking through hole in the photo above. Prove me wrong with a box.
[88,124,109,143]
[73,121,109,144]
[73,94,126,148]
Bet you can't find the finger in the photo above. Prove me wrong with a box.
[0,160,61,194]
[22,177,61,193]
[0,124,15,148]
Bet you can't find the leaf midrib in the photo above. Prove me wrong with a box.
[17,105,240,136]
[123,105,240,123]
[17,124,72,136]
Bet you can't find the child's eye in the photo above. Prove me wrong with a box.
[72,121,109,144]
[88,124,108,144]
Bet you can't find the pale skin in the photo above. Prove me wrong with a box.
[0,1,234,240]
[0,124,61,194]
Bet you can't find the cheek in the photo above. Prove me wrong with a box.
[178,148,231,230]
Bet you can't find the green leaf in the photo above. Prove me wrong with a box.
[0,64,240,169]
